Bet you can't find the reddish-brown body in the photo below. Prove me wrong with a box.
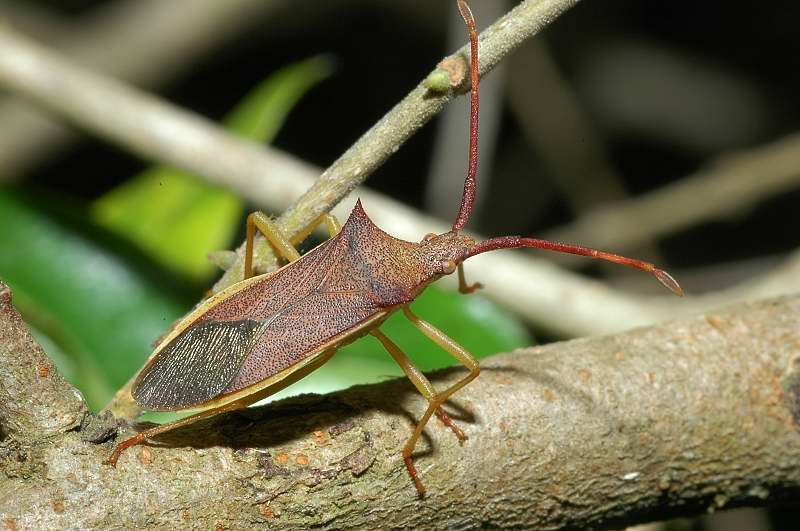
[134,201,474,411]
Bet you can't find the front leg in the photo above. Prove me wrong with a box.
[244,211,340,279]
[457,263,482,294]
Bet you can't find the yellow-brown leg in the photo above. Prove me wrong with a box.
[400,307,480,496]
[104,401,241,467]
[370,329,445,497]
[288,212,341,246]
[106,349,338,467]
[370,329,463,438]
[457,263,482,294]
[371,310,481,497]
[244,212,340,279]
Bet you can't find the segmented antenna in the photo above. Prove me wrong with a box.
[467,236,684,296]
[452,0,480,232]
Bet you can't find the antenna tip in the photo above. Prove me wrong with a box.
[653,269,684,297]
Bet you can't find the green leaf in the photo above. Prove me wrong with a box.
[91,56,334,280]
[0,188,188,409]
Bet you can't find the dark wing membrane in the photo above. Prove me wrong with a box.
[132,319,265,410]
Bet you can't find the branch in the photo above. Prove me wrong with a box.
[213,0,583,291]
[0,20,322,212]
[0,281,86,440]
[545,131,800,253]
[2,284,799,528]
[649,247,800,321]
[0,0,291,180]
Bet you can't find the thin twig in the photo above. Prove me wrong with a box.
[213,0,583,291]
[506,39,630,212]
[0,0,582,283]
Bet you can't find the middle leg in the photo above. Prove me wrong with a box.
[370,319,480,497]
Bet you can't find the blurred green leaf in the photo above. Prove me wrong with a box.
[91,56,334,280]
[0,188,188,409]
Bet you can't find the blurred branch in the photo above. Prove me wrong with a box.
[545,131,800,253]
[0,0,291,180]
[425,0,508,221]
[3,288,800,528]
[505,37,664,267]
[506,38,629,211]
[0,1,70,39]
[0,20,324,212]
[651,247,800,321]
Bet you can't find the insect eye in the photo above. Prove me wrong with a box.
[440,260,457,275]
[422,233,437,243]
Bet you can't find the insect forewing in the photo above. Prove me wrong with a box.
[133,319,265,410]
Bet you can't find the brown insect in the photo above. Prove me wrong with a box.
[105,0,682,497]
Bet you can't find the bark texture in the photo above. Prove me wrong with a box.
[1,281,799,529]
[0,283,86,439]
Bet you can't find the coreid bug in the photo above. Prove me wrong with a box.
[105,0,683,497]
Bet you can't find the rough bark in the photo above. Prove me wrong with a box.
[1,280,799,529]
[0,283,86,440]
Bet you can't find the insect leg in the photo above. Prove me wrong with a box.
[402,306,481,436]
[457,263,483,294]
[369,328,465,439]
[245,212,300,278]
[322,213,341,237]
[104,401,241,467]
[370,329,440,497]
[288,212,341,245]
[245,212,342,279]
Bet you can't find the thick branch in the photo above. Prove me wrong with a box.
[0,282,86,440]
[2,288,799,528]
